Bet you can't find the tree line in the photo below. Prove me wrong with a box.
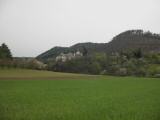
[1,36,160,78]
[0,43,46,69]
[48,49,160,77]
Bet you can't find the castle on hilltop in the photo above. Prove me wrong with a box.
[55,50,83,62]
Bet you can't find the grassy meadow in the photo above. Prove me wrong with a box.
[0,69,160,120]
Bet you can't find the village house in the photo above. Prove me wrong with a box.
[56,50,83,62]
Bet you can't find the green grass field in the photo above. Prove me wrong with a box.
[0,69,160,120]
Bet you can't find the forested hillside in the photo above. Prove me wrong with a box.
[106,30,160,53]
[37,43,107,62]
[36,30,160,77]
[37,30,160,62]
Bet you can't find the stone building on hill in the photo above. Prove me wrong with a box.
[56,50,83,62]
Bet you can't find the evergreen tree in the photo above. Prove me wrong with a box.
[0,43,12,59]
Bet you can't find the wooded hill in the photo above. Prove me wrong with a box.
[37,30,160,62]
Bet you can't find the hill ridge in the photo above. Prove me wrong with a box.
[37,29,160,62]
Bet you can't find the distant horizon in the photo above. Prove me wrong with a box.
[0,0,160,57]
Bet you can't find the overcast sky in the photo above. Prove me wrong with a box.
[0,0,160,57]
